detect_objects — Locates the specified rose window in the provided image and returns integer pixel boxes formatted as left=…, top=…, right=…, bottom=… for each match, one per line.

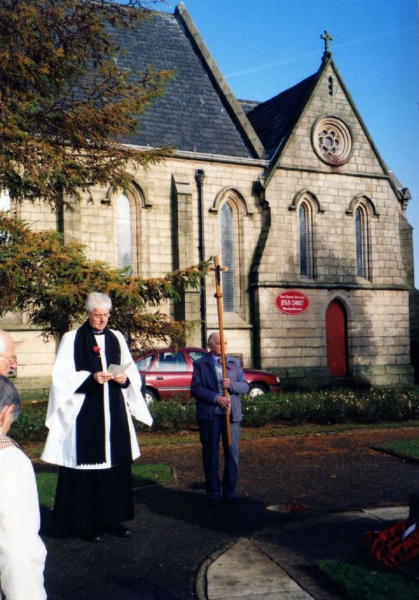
left=312, top=117, right=353, bottom=165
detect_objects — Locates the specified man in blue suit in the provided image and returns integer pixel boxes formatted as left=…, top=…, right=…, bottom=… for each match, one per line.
left=190, top=332, right=249, bottom=505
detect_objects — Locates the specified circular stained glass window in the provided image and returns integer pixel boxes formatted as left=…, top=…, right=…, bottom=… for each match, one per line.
left=312, top=117, right=353, bottom=165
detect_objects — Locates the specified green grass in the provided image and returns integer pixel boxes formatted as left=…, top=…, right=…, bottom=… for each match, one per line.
left=318, top=559, right=419, bottom=600
left=20, top=420, right=419, bottom=457
left=18, top=389, right=49, bottom=404
left=36, top=472, right=60, bottom=508
left=379, top=439, right=419, bottom=460
left=132, top=463, right=173, bottom=487
left=36, top=464, right=173, bottom=508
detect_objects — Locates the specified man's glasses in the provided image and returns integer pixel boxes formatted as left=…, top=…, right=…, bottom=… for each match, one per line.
left=0, top=354, right=17, bottom=365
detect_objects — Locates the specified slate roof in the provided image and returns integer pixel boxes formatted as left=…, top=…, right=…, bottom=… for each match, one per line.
left=243, top=73, right=319, bottom=159
left=111, top=11, right=257, bottom=158
left=238, top=99, right=261, bottom=115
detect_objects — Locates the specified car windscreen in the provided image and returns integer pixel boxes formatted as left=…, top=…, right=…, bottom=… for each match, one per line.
left=186, top=350, right=206, bottom=363
left=155, top=351, right=187, bottom=371
left=135, top=354, right=154, bottom=371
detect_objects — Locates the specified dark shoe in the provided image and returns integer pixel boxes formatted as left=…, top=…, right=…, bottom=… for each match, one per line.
left=81, top=532, right=102, bottom=543
left=105, top=523, right=131, bottom=537
left=206, top=497, right=222, bottom=508
left=223, top=496, right=240, bottom=506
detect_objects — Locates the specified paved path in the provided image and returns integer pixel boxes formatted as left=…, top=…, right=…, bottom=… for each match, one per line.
left=199, top=506, right=410, bottom=600
left=38, top=428, right=419, bottom=599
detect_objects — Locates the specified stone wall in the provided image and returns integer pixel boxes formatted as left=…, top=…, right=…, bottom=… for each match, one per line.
left=3, top=61, right=415, bottom=387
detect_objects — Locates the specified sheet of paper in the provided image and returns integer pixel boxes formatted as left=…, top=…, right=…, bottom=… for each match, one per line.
left=107, top=362, right=132, bottom=376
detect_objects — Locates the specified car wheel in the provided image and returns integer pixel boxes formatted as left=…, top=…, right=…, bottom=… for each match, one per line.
left=247, top=383, right=268, bottom=399
left=145, top=388, right=157, bottom=405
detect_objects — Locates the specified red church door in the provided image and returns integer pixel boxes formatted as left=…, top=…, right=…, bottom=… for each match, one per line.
left=326, top=300, right=347, bottom=377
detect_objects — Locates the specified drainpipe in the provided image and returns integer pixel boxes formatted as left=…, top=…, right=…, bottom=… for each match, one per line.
left=195, top=169, right=207, bottom=348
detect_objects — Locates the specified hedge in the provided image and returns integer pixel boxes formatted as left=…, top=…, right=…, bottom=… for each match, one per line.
left=9, top=386, right=419, bottom=443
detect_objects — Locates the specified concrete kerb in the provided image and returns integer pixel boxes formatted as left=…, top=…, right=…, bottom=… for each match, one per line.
left=194, top=506, right=412, bottom=600
left=195, top=536, right=316, bottom=600
left=195, top=540, right=238, bottom=600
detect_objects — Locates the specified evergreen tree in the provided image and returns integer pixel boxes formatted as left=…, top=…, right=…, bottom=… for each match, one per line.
left=0, top=0, right=171, bottom=210
left=0, top=214, right=207, bottom=346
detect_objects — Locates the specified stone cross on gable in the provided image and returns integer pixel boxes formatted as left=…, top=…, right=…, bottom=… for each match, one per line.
left=321, top=30, right=333, bottom=56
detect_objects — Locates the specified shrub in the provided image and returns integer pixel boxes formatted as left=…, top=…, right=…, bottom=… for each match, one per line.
left=141, top=400, right=196, bottom=431
left=8, top=386, right=419, bottom=442
left=10, top=403, right=48, bottom=444
left=241, top=387, right=419, bottom=427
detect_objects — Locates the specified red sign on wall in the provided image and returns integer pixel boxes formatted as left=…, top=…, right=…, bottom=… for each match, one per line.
left=275, top=291, right=310, bottom=315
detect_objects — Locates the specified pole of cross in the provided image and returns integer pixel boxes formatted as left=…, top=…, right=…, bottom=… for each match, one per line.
left=210, top=255, right=231, bottom=446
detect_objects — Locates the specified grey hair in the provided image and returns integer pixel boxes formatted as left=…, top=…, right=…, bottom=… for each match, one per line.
left=85, top=292, right=112, bottom=313
left=207, top=332, right=218, bottom=345
left=0, top=375, right=21, bottom=421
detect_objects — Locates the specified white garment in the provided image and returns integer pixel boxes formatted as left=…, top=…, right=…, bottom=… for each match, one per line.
left=0, top=446, right=47, bottom=600
left=41, top=328, right=152, bottom=469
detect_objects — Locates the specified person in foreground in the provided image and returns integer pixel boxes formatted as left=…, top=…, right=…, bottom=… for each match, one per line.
left=42, top=292, right=152, bottom=542
left=0, top=375, right=47, bottom=600
left=0, top=330, right=17, bottom=379
left=190, top=332, right=249, bottom=506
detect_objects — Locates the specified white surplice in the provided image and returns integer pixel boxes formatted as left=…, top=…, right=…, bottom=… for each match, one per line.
left=41, top=328, right=152, bottom=469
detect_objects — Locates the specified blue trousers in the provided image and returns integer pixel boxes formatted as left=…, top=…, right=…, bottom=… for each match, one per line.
left=198, top=415, right=240, bottom=499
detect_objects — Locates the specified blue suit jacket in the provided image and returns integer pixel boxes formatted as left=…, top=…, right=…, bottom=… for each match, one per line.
left=190, top=352, right=249, bottom=422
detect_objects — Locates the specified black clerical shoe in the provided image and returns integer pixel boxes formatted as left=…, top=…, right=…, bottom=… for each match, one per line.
left=105, top=523, right=131, bottom=537
left=206, top=497, right=222, bottom=508
left=223, top=496, right=240, bottom=507
left=80, top=532, right=102, bottom=543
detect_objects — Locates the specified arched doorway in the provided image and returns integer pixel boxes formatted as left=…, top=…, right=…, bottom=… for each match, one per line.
left=326, top=300, right=348, bottom=377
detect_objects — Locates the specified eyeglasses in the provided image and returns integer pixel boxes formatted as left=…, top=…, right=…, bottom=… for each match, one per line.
left=0, top=354, right=17, bottom=365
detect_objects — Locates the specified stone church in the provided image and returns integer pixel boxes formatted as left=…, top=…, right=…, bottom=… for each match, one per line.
left=3, top=2, right=417, bottom=388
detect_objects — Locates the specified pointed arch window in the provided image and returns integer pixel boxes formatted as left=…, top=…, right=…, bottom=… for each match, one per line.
left=0, top=190, right=11, bottom=212
left=221, top=203, right=235, bottom=312
left=299, top=201, right=314, bottom=278
left=116, top=193, right=133, bottom=269
left=355, top=205, right=370, bottom=279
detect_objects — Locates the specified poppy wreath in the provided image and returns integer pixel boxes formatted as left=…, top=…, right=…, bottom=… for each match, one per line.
left=364, top=520, right=419, bottom=567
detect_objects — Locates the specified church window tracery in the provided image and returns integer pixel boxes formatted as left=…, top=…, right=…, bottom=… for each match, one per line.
left=355, top=204, right=370, bottom=279
left=218, top=190, right=246, bottom=318
left=116, top=193, right=132, bottom=269
left=221, top=203, right=235, bottom=312
left=299, top=200, right=314, bottom=278
left=111, top=182, right=148, bottom=276
left=312, top=116, right=353, bottom=165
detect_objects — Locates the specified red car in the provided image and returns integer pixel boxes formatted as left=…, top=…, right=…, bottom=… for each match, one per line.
left=133, top=347, right=281, bottom=404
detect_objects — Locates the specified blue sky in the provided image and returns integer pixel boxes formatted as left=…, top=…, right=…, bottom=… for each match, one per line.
left=159, top=0, right=419, bottom=284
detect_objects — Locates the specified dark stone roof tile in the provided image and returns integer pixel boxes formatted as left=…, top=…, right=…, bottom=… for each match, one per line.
left=112, top=12, right=255, bottom=158
left=245, top=74, right=319, bottom=159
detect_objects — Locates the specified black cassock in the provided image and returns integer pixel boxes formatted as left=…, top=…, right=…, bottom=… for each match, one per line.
left=53, top=321, right=134, bottom=537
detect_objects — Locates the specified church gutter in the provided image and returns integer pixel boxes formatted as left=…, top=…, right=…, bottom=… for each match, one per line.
left=274, top=165, right=392, bottom=180
left=249, top=282, right=410, bottom=291
left=120, top=144, right=268, bottom=167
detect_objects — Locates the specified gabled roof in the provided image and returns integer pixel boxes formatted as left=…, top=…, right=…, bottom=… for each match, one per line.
left=243, top=73, right=319, bottom=159
left=250, top=54, right=410, bottom=201
left=112, top=4, right=264, bottom=159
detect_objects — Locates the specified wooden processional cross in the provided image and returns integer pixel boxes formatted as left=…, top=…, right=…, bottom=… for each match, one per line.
left=210, top=256, right=232, bottom=446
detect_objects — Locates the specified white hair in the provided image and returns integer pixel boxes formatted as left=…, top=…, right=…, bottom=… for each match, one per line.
left=207, top=332, right=219, bottom=345
left=85, top=292, right=112, bottom=313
